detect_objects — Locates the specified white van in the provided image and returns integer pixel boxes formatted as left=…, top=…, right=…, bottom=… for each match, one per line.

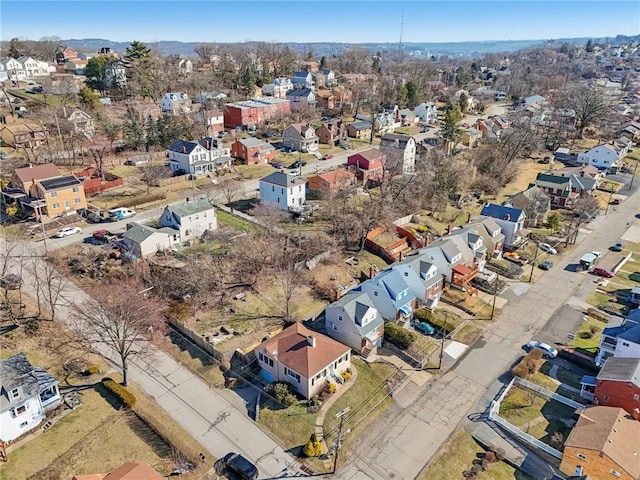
left=108, top=207, right=136, bottom=221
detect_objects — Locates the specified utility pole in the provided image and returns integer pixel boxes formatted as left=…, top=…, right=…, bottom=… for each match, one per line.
left=35, top=203, right=48, bottom=256
left=605, top=188, right=614, bottom=215
left=529, top=242, right=539, bottom=282
left=490, top=273, right=499, bottom=320
left=628, top=161, right=638, bottom=190
left=438, top=312, right=448, bottom=369
left=332, top=407, right=351, bottom=474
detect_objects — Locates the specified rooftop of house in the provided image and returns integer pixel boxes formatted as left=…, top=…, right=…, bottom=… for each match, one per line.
left=598, top=357, right=640, bottom=387
left=259, top=323, right=350, bottom=377
left=260, top=171, right=306, bottom=187
left=168, top=139, right=200, bottom=154
left=349, top=121, right=373, bottom=130
left=38, top=175, right=82, bottom=192
left=380, top=133, right=414, bottom=145
left=286, top=88, right=314, bottom=98
left=123, top=223, right=169, bottom=244
left=0, top=352, right=57, bottom=413
left=331, top=290, right=383, bottom=335
left=350, top=148, right=384, bottom=163
left=13, top=163, right=61, bottom=184
left=237, top=137, right=272, bottom=148
left=1, top=122, right=47, bottom=134
left=313, top=169, right=354, bottom=185
left=480, top=203, right=524, bottom=222
left=556, top=165, right=600, bottom=178
left=72, top=461, right=165, bottom=480
left=565, top=406, right=640, bottom=479
left=165, top=198, right=214, bottom=219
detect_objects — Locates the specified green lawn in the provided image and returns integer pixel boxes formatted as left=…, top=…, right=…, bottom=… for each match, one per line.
left=418, top=430, right=534, bottom=480
left=108, top=164, right=140, bottom=178
left=10, top=89, right=66, bottom=106
left=258, top=401, right=318, bottom=452
left=216, top=209, right=262, bottom=232
left=235, top=163, right=277, bottom=179
left=567, top=316, right=606, bottom=356
left=539, top=362, right=583, bottom=389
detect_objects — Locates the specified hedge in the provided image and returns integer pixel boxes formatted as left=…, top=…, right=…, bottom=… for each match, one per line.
left=118, top=192, right=166, bottom=208
left=102, top=378, right=137, bottom=408
left=384, top=322, right=416, bottom=349
left=413, top=309, right=455, bottom=335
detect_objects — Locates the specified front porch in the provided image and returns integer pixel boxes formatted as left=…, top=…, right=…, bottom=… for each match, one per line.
left=451, top=264, right=479, bottom=296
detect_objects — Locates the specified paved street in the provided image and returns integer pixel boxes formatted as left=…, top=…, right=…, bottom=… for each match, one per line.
left=336, top=182, right=640, bottom=480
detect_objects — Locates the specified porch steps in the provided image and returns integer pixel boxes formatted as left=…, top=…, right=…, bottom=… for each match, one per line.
left=361, top=346, right=373, bottom=359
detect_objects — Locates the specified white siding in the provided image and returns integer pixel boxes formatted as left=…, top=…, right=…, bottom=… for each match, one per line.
left=0, top=395, right=45, bottom=442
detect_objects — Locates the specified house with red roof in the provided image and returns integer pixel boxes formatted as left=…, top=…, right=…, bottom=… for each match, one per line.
left=255, top=323, right=351, bottom=399
left=307, top=169, right=355, bottom=194
left=347, top=149, right=386, bottom=186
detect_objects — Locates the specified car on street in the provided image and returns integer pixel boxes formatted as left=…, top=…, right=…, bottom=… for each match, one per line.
left=539, top=242, right=557, bottom=255
left=86, top=212, right=104, bottom=223
left=411, top=321, right=435, bottom=335
left=271, top=162, right=284, bottom=169
left=592, top=267, right=615, bottom=278
left=290, top=160, right=307, bottom=169
left=108, top=207, right=136, bottom=221
left=321, top=154, right=334, bottom=160
left=220, top=452, right=258, bottom=480
left=523, top=340, right=558, bottom=359
left=538, top=260, right=554, bottom=270
left=591, top=251, right=603, bottom=259
left=611, top=241, right=624, bottom=252
left=54, top=227, right=82, bottom=238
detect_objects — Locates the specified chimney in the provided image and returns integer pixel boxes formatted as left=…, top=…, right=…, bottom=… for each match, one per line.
left=369, top=266, right=376, bottom=279
left=504, top=214, right=510, bottom=221
left=186, top=197, right=191, bottom=203
left=334, top=288, right=342, bottom=301
left=447, top=224, right=452, bottom=235
left=182, top=146, right=186, bottom=153
left=307, top=336, right=316, bottom=348
left=205, top=140, right=210, bottom=149
left=467, top=212, right=472, bottom=224
left=633, top=408, right=640, bottom=421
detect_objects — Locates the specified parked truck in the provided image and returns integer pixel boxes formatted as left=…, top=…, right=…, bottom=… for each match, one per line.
left=579, top=253, right=598, bottom=271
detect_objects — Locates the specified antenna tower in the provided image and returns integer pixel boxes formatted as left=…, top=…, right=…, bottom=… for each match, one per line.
left=399, top=9, right=405, bottom=60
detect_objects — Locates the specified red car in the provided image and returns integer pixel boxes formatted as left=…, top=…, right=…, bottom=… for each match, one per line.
left=592, top=267, right=614, bottom=278
left=321, top=154, right=334, bottom=160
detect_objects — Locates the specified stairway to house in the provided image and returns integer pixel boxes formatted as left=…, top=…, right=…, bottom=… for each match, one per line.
left=461, top=278, right=479, bottom=296
left=361, top=346, right=373, bottom=359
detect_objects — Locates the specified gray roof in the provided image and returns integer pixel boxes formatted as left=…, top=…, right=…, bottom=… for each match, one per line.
left=349, top=121, right=372, bottom=130
left=598, top=357, right=640, bottom=387
left=260, top=171, right=306, bottom=187
left=0, top=353, right=57, bottom=412
left=168, top=139, right=199, bottom=154
left=332, top=290, right=383, bottom=336
left=165, top=198, right=214, bottom=219
left=38, top=175, right=81, bottom=191
left=286, top=88, right=313, bottom=98
left=123, top=223, right=164, bottom=244
left=238, top=137, right=268, bottom=148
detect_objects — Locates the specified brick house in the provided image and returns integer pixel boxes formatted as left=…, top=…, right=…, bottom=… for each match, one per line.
left=594, top=357, right=640, bottom=415
left=535, top=172, right=598, bottom=209
left=347, top=149, right=386, bottom=186
left=316, top=121, right=346, bottom=146
left=255, top=323, right=351, bottom=400
left=223, top=97, right=290, bottom=130
left=561, top=406, right=640, bottom=480
left=231, top=138, right=276, bottom=165
left=315, top=90, right=336, bottom=109
left=307, top=169, right=355, bottom=194
left=347, top=121, right=372, bottom=139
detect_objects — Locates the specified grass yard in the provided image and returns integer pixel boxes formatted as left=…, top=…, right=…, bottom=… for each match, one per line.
left=585, top=290, right=628, bottom=315
left=418, top=430, right=534, bottom=480
left=160, top=331, right=226, bottom=386
left=499, top=387, right=575, bottom=446
left=235, top=163, right=278, bottom=179
left=108, top=164, right=140, bottom=178
left=10, top=89, right=65, bottom=106
left=216, top=209, right=263, bottom=232
left=258, top=401, right=318, bottom=452
left=494, top=160, right=557, bottom=205
left=453, top=323, right=483, bottom=345
left=539, top=362, right=583, bottom=389
left=567, top=316, right=606, bottom=356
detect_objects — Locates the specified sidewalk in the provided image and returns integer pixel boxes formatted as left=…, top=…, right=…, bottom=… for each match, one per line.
left=314, top=365, right=359, bottom=470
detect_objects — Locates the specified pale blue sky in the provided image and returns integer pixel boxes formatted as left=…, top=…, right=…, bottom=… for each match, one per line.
left=2, top=1, right=639, bottom=43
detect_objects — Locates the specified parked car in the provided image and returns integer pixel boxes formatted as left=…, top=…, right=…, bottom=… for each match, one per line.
left=611, top=241, right=624, bottom=252
left=321, top=154, right=334, bottom=160
left=523, top=340, right=558, bottom=359
left=411, top=321, right=435, bottom=336
left=592, top=267, right=615, bottom=278
left=271, top=162, right=284, bottom=169
left=539, top=242, right=557, bottom=255
left=86, top=212, right=104, bottom=223
left=538, top=260, right=554, bottom=270
left=610, top=198, right=621, bottom=205
left=0, top=274, right=22, bottom=290
left=221, top=453, right=258, bottom=480
left=290, top=160, right=307, bottom=169
left=591, top=251, right=603, bottom=258
left=54, top=227, right=82, bottom=238
left=108, top=207, right=136, bottom=221
left=92, top=229, right=117, bottom=243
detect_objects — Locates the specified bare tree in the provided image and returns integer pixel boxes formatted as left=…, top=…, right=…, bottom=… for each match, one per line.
left=29, top=258, right=70, bottom=321
left=211, top=179, right=245, bottom=210
left=560, top=84, right=608, bottom=138
left=71, top=279, right=166, bottom=386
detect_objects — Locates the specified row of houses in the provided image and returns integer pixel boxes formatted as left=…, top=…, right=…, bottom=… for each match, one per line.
left=0, top=56, right=55, bottom=81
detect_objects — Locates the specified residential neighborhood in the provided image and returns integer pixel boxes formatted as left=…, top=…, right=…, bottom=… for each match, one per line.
left=1, top=12, right=640, bottom=480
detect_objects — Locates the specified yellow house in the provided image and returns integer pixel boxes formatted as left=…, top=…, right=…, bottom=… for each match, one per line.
left=31, top=175, right=87, bottom=217
left=461, top=128, right=482, bottom=148
left=0, top=123, right=49, bottom=148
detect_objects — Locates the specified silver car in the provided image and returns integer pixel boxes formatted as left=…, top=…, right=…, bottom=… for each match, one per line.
left=523, top=340, right=558, bottom=359
left=539, top=242, right=557, bottom=255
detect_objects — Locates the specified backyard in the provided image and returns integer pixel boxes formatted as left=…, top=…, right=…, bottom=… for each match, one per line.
left=567, top=315, right=607, bottom=357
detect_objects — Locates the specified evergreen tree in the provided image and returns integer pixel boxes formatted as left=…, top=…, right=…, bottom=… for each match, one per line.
left=8, top=38, right=22, bottom=58
left=406, top=81, right=420, bottom=108
left=84, top=56, right=109, bottom=92
left=441, top=102, right=462, bottom=154
left=319, top=56, right=327, bottom=70
left=458, top=92, right=468, bottom=113
left=586, top=39, right=594, bottom=53
left=78, top=86, right=101, bottom=110
left=125, top=40, right=151, bottom=61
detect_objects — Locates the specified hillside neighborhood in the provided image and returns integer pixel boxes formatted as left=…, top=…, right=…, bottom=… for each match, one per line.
left=1, top=30, right=640, bottom=480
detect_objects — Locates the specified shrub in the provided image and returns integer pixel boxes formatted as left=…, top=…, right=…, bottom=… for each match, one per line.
left=341, top=371, right=351, bottom=381
left=273, top=382, right=297, bottom=407
left=326, top=382, right=337, bottom=394
left=118, top=192, right=166, bottom=208
left=481, top=459, right=490, bottom=471
left=495, top=447, right=505, bottom=461
left=471, top=464, right=483, bottom=475
left=484, top=451, right=496, bottom=463
left=102, top=378, right=136, bottom=408
left=384, top=322, right=416, bottom=349
left=512, top=349, right=544, bottom=379
left=87, top=365, right=100, bottom=375
left=416, top=225, right=428, bottom=233
left=589, top=325, right=600, bottom=335
left=303, top=433, right=323, bottom=457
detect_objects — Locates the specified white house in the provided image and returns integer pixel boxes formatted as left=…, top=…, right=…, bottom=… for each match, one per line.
left=379, top=133, right=416, bottom=174
left=357, top=269, right=417, bottom=322
left=286, top=88, right=316, bottom=112
left=167, top=138, right=230, bottom=175
left=262, top=78, right=294, bottom=98
left=160, top=92, right=192, bottom=115
left=315, top=69, right=336, bottom=88
left=121, top=223, right=177, bottom=258
left=414, top=102, right=438, bottom=124
left=282, top=123, right=319, bottom=152
left=0, top=353, right=61, bottom=442
left=103, top=60, right=127, bottom=88
left=577, top=143, right=628, bottom=171
left=0, top=57, right=26, bottom=81
left=193, top=91, right=228, bottom=105
left=159, top=197, right=217, bottom=243
left=292, top=71, right=314, bottom=90
left=479, top=203, right=527, bottom=248
left=596, top=308, right=640, bottom=366
left=259, top=171, right=306, bottom=211
left=255, top=323, right=351, bottom=399
left=16, top=56, right=52, bottom=78
left=67, top=109, right=95, bottom=137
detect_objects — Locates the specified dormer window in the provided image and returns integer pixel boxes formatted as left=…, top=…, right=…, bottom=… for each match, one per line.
left=10, top=388, right=19, bottom=400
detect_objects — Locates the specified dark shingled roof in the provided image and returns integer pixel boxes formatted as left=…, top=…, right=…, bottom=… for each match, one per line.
left=38, top=175, right=81, bottom=191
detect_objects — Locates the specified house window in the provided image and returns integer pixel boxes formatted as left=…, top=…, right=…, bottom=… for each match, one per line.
left=50, top=191, right=57, bottom=198
left=322, top=369, right=327, bottom=377
left=74, top=197, right=81, bottom=204
left=52, top=202, right=60, bottom=209
left=10, top=388, right=19, bottom=400
left=19, top=421, right=28, bottom=428
left=64, top=200, right=70, bottom=208
left=404, top=272, right=408, bottom=277
left=258, top=353, right=264, bottom=362
left=268, top=357, right=273, bottom=367
left=374, top=291, right=378, bottom=296
left=577, top=453, right=587, bottom=460
left=611, top=471, right=621, bottom=478
left=603, top=395, right=609, bottom=402
left=285, top=368, right=300, bottom=383
left=72, top=186, right=79, bottom=192
left=332, top=324, right=338, bottom=332
left=622, top=342, right=630, bottom=347
left=11, top=405, right=26, bottom=417
left=633, top=394, right=639, bottom=401
left=272, top=186, right=274, bottom=192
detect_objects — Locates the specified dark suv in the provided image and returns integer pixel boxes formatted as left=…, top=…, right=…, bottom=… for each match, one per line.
left=222, top=452, right=258, bottom=480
